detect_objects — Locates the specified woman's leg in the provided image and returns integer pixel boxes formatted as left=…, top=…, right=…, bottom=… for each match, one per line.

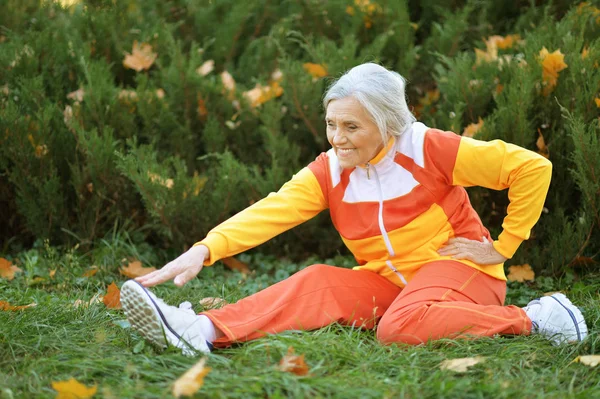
left=376, top=260, right=531, bottom=345
left=204, top=264, right=402, bottom=346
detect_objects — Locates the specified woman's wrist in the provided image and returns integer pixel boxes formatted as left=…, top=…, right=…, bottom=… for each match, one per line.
left=190, top=244, right=210, bottom=259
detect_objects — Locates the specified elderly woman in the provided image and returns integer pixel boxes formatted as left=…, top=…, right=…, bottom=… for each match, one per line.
left=120, top=63, right=587, bottom=355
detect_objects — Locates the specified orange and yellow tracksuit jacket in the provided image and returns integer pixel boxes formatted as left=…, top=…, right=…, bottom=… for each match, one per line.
left=195, top=122, right=552, bottom=287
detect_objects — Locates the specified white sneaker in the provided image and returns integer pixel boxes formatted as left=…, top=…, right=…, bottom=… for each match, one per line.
left=120, top=280, right=211, bottom=356
left=523, top=293, right=588, bottom=345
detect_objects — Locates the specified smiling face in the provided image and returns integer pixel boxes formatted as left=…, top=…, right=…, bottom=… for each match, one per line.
left=325, top=96, right=384, bottom=169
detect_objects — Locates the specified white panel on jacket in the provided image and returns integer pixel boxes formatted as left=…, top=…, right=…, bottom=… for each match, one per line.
left=342, top=162, right=419, bottom=203
left=398, top=122, right=429, bottom=168
left=326, top=148, right=342, bottom=187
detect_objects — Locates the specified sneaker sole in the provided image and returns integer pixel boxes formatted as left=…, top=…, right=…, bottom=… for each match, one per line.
left=549, top=293, right=588, bottom=343
left=121, top=280, right=190, bottom=352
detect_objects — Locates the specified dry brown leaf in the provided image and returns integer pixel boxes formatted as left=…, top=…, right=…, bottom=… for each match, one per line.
left=198, top=297, right=228, bottom=309
left=220, top=71, right=236, bottom=92
left=507, top=264, right=535, bottom=282
left=569, top=256, right=597, bottom=268
left=221, top=257, right=250, bottom=275
left=82, top=266, right=98, bottom=277
left=440, top=356, right=485, bottom=372
left=271, top=69, right=283, bottom=82
left=51, top=377, right=97, bottom=399
left=49, top=269, right=57, bottom=278
left=197, top=94, right=208, bottom=118
left=172, top=357, right=211, bottom=398
left=103, top=282, right=121, bottom=309
left=120, top=260, right=157, bottom=278
left=0, top=257, right=22, bottom=281
left=536, top=130, right=549, bottom=159
left=63, top=105, right=74, bottom=129
left=0, top=301, right=37, bottom=311
left=147, top=172, right=174, bottom=190
left=277, top=347, right=309, bottom=376
left=118, top=89, right=138, bottom=102
left=574, top=355, right=600, bottom=367
left=123, top=41, right=157, bottom=72
left=73, top=293, right=103, bottom=309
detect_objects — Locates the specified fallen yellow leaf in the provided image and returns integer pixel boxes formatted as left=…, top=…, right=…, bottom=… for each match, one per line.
left=191, top=172, right=208, bottom=196
left=440, top=356, right=485, bottom=372
left=462, top=117, right=484, bottom=138
left=51, top=377, right=97, bottom=399
left=172, top=357, right=211, bottom=398
left=574, top=355, right=600, bottom=367
left=120, top=260, right=157, bottom=278
left=582, top=46, right=589, bottom=60
left=302, top=63, right=328, bottom=79
left=196, top=60, right=214, bottom=76
left=507, top=264, right=535, bottom=282
left=82, top=266, right=98, bottom=277
left=0, top=257, right=22, bottom=281
left=539, top=47, right=568, bottom=95
left=0, top=301, right=37, bottom=311
left=103, top=282, right=121, bottom=309
left=67, top=88, right=85, bottom=102
left=220, top=71, right=236, bottom=93
left=243, top=81, right=283, bottom=108
left=123, top=41, right=157, bottom=72
left=278, top=347, right=309, bottom=376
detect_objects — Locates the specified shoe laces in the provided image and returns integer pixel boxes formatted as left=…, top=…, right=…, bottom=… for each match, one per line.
left=178, top=301, right=195, bottom=314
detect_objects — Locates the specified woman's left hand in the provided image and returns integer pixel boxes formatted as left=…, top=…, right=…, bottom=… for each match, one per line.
left=437, top=236, right=508, bottom=265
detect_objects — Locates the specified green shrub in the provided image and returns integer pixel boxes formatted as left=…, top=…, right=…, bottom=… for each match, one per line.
left=1, top=0, right=599, bottom=276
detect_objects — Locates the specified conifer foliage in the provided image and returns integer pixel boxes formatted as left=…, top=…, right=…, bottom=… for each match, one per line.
left=1, top=0, right=599, bottom=274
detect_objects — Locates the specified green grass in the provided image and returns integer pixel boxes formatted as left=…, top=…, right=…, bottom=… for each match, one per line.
left=1, top=241, right=599, bottom=398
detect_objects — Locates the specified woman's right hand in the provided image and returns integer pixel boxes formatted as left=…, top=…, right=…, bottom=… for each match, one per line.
left=135, top=245, right=209, bottom=288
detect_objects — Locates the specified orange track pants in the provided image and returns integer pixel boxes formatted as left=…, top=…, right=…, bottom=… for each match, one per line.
left=204, top=260, right=532, bottom=346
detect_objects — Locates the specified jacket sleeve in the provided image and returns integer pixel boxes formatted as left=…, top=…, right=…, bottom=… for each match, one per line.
left=451, top=136, right=552, bottom=259
left=193, top=167, right=328, bottom=265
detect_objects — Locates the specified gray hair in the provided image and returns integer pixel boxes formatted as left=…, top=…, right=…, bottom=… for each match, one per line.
left=323, top=63, right=416, bottom=143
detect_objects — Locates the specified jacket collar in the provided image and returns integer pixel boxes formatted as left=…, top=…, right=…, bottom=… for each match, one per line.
left=359, top=137, right=396, bottom=168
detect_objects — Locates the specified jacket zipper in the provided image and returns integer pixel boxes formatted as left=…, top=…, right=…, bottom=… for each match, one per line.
left=370, top=165, right=408, bottom=286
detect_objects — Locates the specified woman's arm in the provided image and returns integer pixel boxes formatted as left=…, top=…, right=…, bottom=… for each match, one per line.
left=196, top=166, right=327, bottom=265
left=450, top=136, right=552, bottom=259
left=137, top=167, right=328, bottom=287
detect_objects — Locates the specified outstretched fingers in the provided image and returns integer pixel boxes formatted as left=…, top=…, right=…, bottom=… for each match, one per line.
left=136, top=264, right=176, bottom=287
